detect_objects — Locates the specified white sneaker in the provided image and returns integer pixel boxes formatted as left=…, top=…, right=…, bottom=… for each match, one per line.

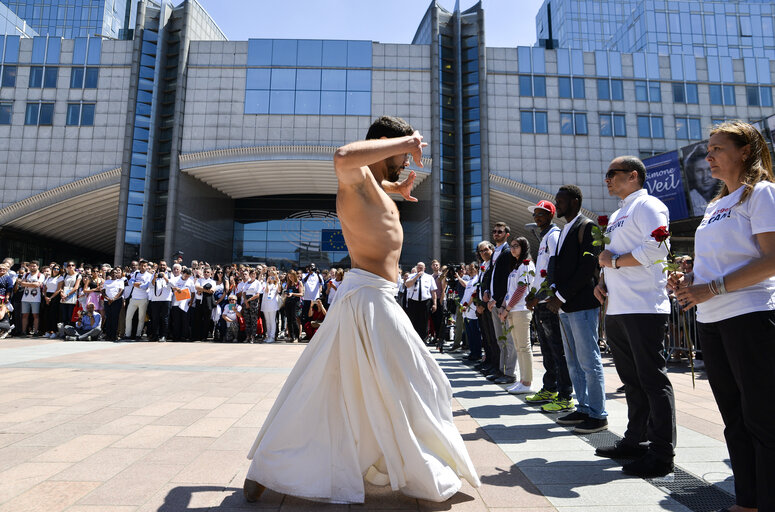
left=507, top=382, right=533, bottom=394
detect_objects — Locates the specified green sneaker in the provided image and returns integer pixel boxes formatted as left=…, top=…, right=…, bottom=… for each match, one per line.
left=525, top=389, right=558, bottom=404
left=541, top=397, right=575, bottom=413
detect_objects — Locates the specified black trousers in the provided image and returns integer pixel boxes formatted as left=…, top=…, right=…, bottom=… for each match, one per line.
left=431, top=302, right=446, bottom=340
left=606, top=313, right=675, bottom=461
left=193, top=302, right=212, bottom=341
left=478, top=306, right=500, bottom=369
left=170, top=306, right=189, bottom=341
left=699, top=310, right=775, bottom=510
left=149, top=301, right=171, bottom=339
left=534, top=302, right=573, bottom=398
left=407, top=299, right=431, bottom=340
left=103, top=299, right=123, bottom=340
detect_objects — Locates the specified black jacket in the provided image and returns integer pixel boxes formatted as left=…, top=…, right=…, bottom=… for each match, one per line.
left=491, top=244, right=517, bottom=306
left=549, top=215, right=600, bottom=313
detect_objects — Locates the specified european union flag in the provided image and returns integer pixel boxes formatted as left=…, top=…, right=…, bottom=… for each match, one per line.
left=321, top=229, right=347, bottom=252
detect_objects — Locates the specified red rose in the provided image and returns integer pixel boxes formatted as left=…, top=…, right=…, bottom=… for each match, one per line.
left=522, top=259, right=530, bottom=265
left=540, top=269, right=547, bottom=278
left=598, top=215, right=609, bottom=227
left=651, top=226, right=670, bottom=242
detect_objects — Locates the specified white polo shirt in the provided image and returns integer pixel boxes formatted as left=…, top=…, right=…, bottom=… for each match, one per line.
left=604, top=189, right=671, bottom=315
left=406, top=272, right=437, bottom=301
left=301, top=272, right=322, bottom=301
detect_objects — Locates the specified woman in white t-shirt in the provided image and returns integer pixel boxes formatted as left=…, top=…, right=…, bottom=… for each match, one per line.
left=459, top=262, right=482, bottom=362
left=326, top=269, right=344, bottom=307
left=670, top=121, right=775, bottom=512
left=42, top=265, right=63, bottom=338
left=221, top=295, right=242, bottom=343
left=102, top=268, right=125, bottom=341
left=58, top=262, right=82, bottom=327
left=262, top=272, right=282, bottom=343
left=498, top=237, right=535, bottom=395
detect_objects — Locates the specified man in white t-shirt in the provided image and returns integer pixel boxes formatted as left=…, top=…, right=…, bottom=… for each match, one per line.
left=593, top=156, right=675, bottom=478
left=19, top=260, right=45, bottom=336
left=124, top=259, right=153, bottom=340
left=300, top=263, right=322, bottom=337
left=148, top=260, right=173, bottom=343
left=170, top=266, right=194, bottom=341
left=404, top=261, right=437, bottom=341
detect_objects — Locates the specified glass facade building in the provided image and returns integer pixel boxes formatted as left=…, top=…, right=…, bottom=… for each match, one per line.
left=2, top=0, right=135, bottom=39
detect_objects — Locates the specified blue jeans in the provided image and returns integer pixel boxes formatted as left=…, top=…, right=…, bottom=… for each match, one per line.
left=464, top=317, right=482, bottom=360
left=558, top=307, right=607, bottom=419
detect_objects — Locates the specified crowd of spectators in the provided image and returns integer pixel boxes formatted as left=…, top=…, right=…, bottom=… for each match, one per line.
left=0, top=256, right=341, bottom=344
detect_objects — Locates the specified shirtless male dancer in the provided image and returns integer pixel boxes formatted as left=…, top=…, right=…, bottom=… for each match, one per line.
left=243, top=116, right=479, bottom=504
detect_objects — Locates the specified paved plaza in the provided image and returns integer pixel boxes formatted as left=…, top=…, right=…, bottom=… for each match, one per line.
left=0, top=338, right=734, bottom=512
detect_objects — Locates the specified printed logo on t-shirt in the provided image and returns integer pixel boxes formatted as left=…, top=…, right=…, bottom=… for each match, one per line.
left=605, top=215, right=629, bottom=235
left=700, top=206, right=732, bottom=228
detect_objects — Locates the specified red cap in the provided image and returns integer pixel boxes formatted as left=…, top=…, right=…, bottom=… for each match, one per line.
left=528, top=200, right=556, bottom=217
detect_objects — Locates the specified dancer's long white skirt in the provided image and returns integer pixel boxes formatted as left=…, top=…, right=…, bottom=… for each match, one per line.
left=246, top=268, right=480, bottom=504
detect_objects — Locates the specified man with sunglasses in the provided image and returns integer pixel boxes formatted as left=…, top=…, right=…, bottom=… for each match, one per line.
left=593, top=156, right=675, bottom=478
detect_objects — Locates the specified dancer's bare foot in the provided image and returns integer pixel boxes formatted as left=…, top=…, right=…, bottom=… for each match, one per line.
left=243, top=478, right=266, bottom=502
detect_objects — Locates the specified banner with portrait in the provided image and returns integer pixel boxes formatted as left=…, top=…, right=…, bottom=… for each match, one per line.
left=680, top=141, right=721, bottom=218
left=643, top=151, right=689, bottom=221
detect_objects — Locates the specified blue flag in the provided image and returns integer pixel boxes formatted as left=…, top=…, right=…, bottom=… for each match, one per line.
left=321, top=229, right=347, bottom=252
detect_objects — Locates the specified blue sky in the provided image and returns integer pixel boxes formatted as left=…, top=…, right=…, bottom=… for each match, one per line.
left=196, top=0, right=544, bottom=47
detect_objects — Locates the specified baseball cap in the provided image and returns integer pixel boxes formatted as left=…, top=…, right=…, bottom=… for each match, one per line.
left=528, top=200, right=556, bottom=216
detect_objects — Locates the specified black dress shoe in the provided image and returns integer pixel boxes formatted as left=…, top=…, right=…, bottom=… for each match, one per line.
left=595, top=440, right=648, bottom=459
left=622, top=452, right=674, bottom=478
left=486, top=371, right=504, bottom=381
left=494, top=375, right=517, bottom=384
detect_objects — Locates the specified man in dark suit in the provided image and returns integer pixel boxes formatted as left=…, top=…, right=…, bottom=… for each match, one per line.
left=485, top=222, right=518, bottom=384
left=475, top=242, right=500, bottom=379
left=545, top=185, right=609, bottom=434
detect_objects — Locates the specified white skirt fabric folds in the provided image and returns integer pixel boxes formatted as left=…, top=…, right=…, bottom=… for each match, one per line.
left=246, top=268, right=480, bottom=503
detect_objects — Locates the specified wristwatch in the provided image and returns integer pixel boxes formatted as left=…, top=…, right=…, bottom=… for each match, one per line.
left=611, top=254, right=620, bottom=269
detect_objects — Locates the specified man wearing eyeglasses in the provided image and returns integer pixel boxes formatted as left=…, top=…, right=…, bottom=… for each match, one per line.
left=484, top=222, right=518, bottom=384
left=592, top=156, right=675, bottom=478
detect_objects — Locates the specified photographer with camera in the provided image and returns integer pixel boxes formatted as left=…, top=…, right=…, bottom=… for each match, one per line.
left=123, top=259, right=153, bottom=341
left=300, top=263, right=323, bottom=339
left=148, top=260, right=173, bottom=342
left=304, top=298, right=327, bottom=339
left=429, top=260, right=448, bottom=351
left=449, top=263, right=469, bottom=352
left=61, top=302, right=102, bottom=341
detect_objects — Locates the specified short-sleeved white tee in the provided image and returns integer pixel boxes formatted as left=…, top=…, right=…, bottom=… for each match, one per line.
left=21, top=272, right=45, bottom=302
left=222, top=303, right=241, bottom=322
left=695, top=182, right=775, bottom=323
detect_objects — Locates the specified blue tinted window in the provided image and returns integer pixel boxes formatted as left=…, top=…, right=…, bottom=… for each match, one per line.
left=29, top=66, right=43, bottom=87
left=535, top=111, right=548, bottom=133
left=43, top=67, right=57, bottom=88
left=127, top=204, right=143, bottom=218
left=270, top=68, right=296, bottom=90
left=247, top=39, right=272, bottom=65
left=70, top=67, right=84, bottom=88
left=125, top=217, right=142, bottom=231
left=24, top=103, right=39, bottom=125
left=269, top=90, right=295, bottom=114
left=676, top=117, right=688, bottom=139
left=649, top=82, right=661, bottom=102
left=560, top=112, right=573, bottom=134
left=637, top=115, right=651, bottom=137
left=130, top=165, right=145, bottom=178
left=84, top=67, right=98, bottom=88
left=45, top=38, right=60, bottom=64
left=245, top=90, right=269, bottom=114
left=4, top=36, right=19, bottom=63
left=322, top=40, right=347, bottom=66
left=597, top=79, right=610, bottom=100
left=688, top=118, right=701, bottom=139
left=572, top=77, right=585, bottom=98
left=762, top=87, right=773, bottom=107
left=746, top=86, right=760, bottom=106
left=575, top=113, right=588, bottom=135
left=346, top=91, right=370, bottom=115
left=520, top=111, right=533, bottom=133
left=0, top=103, right=10, bottom=124
left=635, top=81, right=648, bottom=101
left=246, top=68, right=271, bottom=89
left=81, top=103, right=94, bottom=126
left=558, top=77, right=571, bottom=98
left=600, top=114, right=612, bottom=136
left=651, top=117, right=664, bottom=138
left=125, top=231, right=141, bottom=245
left=710, top=84, right=723, bottom=104
left=1, top=66, right=16, bottom=87
left=321, top=69, right=346, bottom=90
left=295, top=68, right=321, bottom=90
left=723, top=85, right=735, bottom=105
left=272, top=40, right=297, bottom=65
left=86, top=37, right=101, bottom=65
left=295, top=90, right=320, bottom=114
left=613, top=114, right=626, bottom=136
left=66, top=103, right=80, bottom=125
left=347, top=41, right=372, bottom=67
left=611, top=80, right=623, bottom=100
left=533, top=76, right=546, bottom=96
left=39, top=103, right=53, bottom=125
left=686, top=83, right=698, bottom=103
left=519, top=75, right=532, bottom=96
left=347, top=69, right=370, bottom=91
left=297, top=40, right=322, bottom=66
left=32, top=37, right=46, bottom=64
left=321, top=91, right=346, bottom=114
left=673, top=83, right=685, bottom=103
